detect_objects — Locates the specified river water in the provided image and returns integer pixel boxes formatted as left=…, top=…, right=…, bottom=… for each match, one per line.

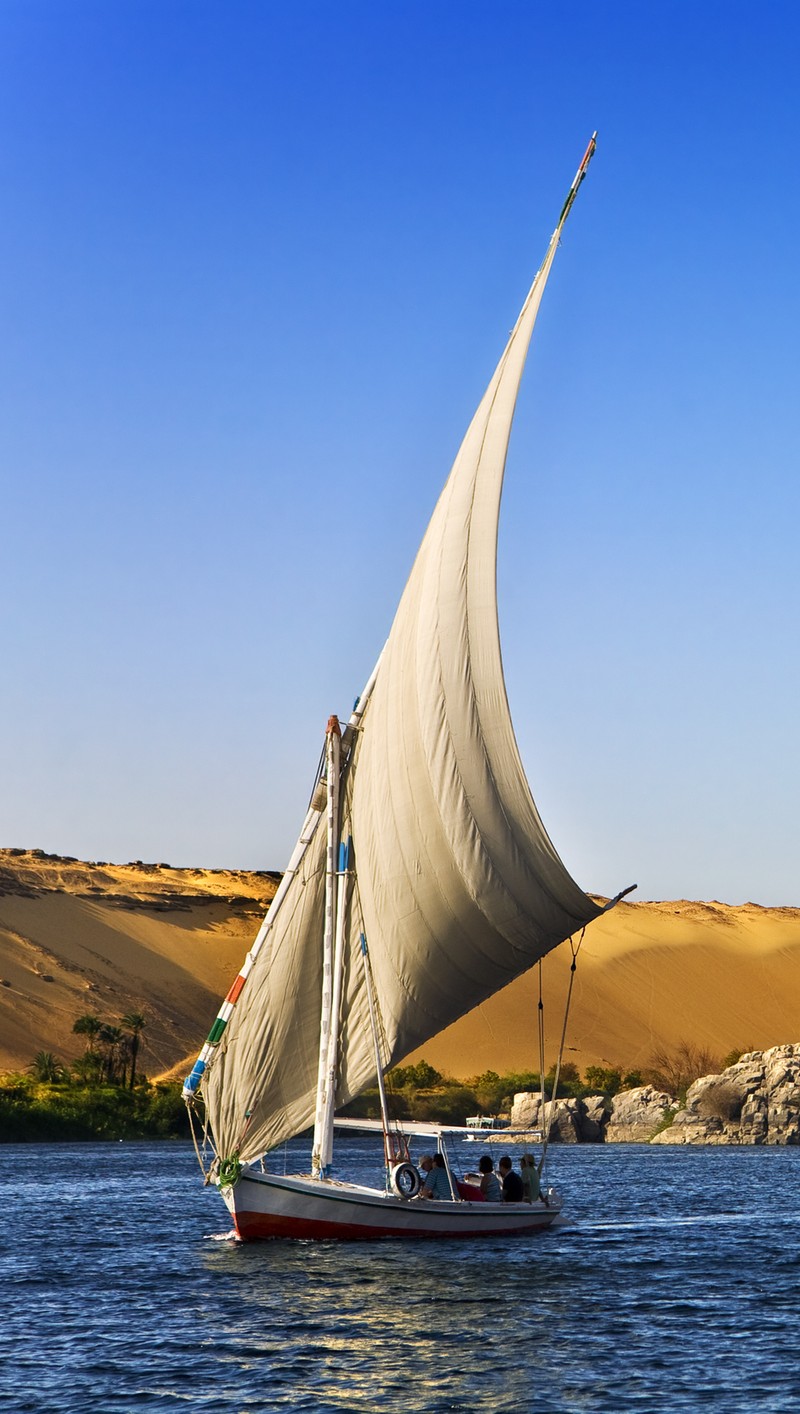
left=1, top=1139, right=798, bottom=1413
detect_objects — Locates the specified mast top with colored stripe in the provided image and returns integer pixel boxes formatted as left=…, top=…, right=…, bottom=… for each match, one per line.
left=557, top=131, right=597, bottom=229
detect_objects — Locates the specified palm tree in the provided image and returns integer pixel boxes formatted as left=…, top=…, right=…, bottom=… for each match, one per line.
left=72, top=1014, right=102, bottom=1053
left=98, top=1024, right=124, bottom=1084
left=71, top=1050, right=104, bottom=1085
left=120, top=1012, right=146, bottom=1090
left=28, top=1051, right=66, bottom=1083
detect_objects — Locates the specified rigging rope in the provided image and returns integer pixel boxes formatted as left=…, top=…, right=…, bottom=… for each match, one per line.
left=537, top=959, right=546, bottom=1142
left=306, top=738, right=328, bottom=810
left=217, top=1156, right=242, bottom=1188
left=355, top=892, right=412, bottom=1153
left=538, top=928, right=585, bottom=1178
left=187, top=1099, right=210, bottom=1179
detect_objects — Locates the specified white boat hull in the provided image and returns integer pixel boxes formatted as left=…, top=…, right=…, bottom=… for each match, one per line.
left=220, top=1167, right=561, bottom=1241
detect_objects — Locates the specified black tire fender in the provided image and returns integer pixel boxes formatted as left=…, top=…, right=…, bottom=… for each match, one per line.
left=390, top=1161, right=421, bottom=1198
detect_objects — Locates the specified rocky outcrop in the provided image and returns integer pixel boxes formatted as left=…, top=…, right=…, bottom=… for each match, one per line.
left=604, top=1085, right=675, bottom=1143
left=510, top=1087, right=674, bottom=1143
left=510, top=1092, right=609, bottom=1143
left=651, top=1045, right=800, bottom=1145
left=510, top=1049, right=800, bottom=1145
left=511, top=1092, right=575, bottom=1141
left=580, top=1094, right=608, bottom=1141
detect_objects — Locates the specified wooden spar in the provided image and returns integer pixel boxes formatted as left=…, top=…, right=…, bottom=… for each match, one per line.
left=557, top=130, right=597, bottom=229
left=600, top=883, right=637, bottom=913
left=311, top=716, right=341, bottom=1177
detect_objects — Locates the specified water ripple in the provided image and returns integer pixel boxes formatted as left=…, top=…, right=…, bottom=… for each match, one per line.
left=2, top=1141, right=800, bottom=1411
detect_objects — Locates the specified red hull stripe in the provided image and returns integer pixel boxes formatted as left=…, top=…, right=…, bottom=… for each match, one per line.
left=233, top=1208, right=554, bottom=1242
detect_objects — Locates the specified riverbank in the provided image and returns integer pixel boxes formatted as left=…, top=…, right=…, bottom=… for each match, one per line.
left=0, top=1078, right=189, bottom=1141
left=7, top=1045, right=799, bottom=1146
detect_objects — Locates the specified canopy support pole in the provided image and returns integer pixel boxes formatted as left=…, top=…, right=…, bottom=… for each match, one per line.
left=359, top=932, right=394, bottom=1163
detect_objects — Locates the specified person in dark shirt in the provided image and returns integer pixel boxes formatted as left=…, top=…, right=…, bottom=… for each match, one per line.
left=498, top=1155, right=524, bottom=1202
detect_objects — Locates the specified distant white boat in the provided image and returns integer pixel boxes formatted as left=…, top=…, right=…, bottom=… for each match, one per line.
left=464, top=1115, right=509, bottom=1136
left=183, top=133, right=633, bottom=1240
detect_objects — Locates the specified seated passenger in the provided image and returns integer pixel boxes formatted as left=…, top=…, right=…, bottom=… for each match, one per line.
left=420, top=1152, right=454, bottom=1200
left=477, top=1154, right=502, bottom=1202
left=498, top=1155, right=524, bottom=1202
left=520, top=1153, right=541, bottom=1203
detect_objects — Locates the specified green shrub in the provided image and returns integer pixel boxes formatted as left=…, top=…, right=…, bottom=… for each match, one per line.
left=584, top=1066, right=623, bottom=1096
left=0, top=1078, right=190, bottom=1142
left=649, top=1107, right=678, bottom=1139
left=387, top=1060, right=442, bottom=1090
left=407, top=1087, right=477, bottom=1124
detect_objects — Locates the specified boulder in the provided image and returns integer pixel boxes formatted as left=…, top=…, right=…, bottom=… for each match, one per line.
left=510, top=1093, right=582, bottom=1142
left=763, top=1047, right=800, bottom=1144
left=510, top=1047, right=800, bottom=1145
left=579, top=1094, right=609, bottom=1141
left=510, top=1091, right=541, bottom=1130
left=606, top=1085, right=674, bottom=1143
left=510, top=1092, right=609, bottom=1143
left=547, top=1098, right=583, bottom=1144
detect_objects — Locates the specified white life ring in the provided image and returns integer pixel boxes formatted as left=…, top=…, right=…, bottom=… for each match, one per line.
left=390, top=1162, right=421, bottom=1198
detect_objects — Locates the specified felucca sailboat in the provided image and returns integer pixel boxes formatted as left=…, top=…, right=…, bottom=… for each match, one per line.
left=184, top=134, right=631, bottom=1240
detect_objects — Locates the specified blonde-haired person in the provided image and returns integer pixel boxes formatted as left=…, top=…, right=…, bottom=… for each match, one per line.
left=520, top=1153, right=541, bottom=1203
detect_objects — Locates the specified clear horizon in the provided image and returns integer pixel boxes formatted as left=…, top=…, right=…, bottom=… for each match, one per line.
left=2, top=3, right=798, bottom=905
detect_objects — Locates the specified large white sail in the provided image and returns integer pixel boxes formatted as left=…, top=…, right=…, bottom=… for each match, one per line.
left=200, top=143, right=605, bottom=1163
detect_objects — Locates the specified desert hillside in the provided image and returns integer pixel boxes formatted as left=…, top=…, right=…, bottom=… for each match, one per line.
left=1, top=848, right=798, bottom=1079
left=0, top=849, right=278, bottom=1077
left=402, top=895, right=800, bottom=1077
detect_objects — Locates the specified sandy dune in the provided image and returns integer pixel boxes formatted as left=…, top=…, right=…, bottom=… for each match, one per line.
left=402, top=896, right=800, bottom=1078
left=1, top=849, right=798, bottom=1080
left=0, top=849, right=277, bottom=1077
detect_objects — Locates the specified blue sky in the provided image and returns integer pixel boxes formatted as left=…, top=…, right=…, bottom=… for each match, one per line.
left=1, top=2, right=798, bottom=904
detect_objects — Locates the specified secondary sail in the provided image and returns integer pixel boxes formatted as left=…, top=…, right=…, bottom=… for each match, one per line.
left=200, top=137, right=604, bottom=1163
